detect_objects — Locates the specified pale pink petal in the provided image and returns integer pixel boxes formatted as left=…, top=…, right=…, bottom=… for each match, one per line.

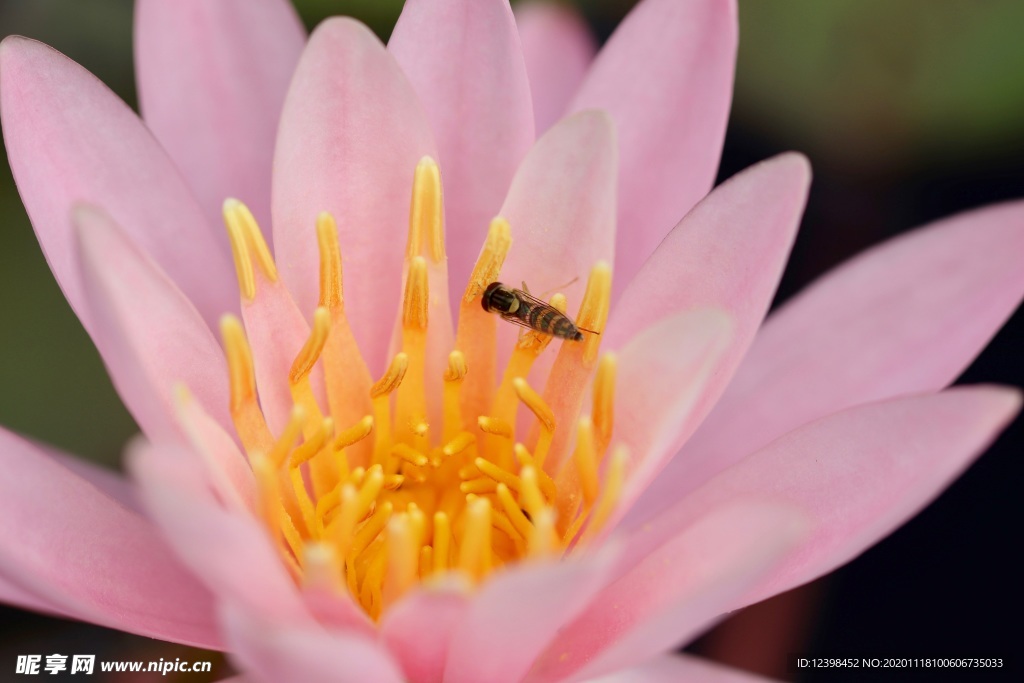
left=380, top=579, right=471, bottom=683
left=74, top=205, right=230, bottom=442
left=0, top=427, right=221, bottom=648
left=175, top=392, right=257, bottom=514
left=569, top=0, right=738, bottom=294
left=240, top=276, right=316, bottom=434
left=588, top=654, right=780, bottom=683
left=0, top=574, right=72, bottom=618
left=610, top=310, right=733, bottom=525
left=515, top=1, right=596, bottom=134
left=273, top=18, right=436, bottom=373
left=497, top=110, right=617, bottom=380
left=134, top=0, right=305, bottom=236
left=627, top=387, right=1021, bottom=611
left=0, top=37, right=236, bottom=330
left=608, top=154, right=809, bottom=522
left=222, top=602, right=406, bottom=683
left=390, top=0, right=534, bottom=299
left=43, top=445, right=141, bottom=513
left=128, top=441, right=311, bottom=625
left=672, top=200, right=1024, bottom=513
left=528, top=503, right=805, bottom=683
left=444, top=549, right=617, bottom=683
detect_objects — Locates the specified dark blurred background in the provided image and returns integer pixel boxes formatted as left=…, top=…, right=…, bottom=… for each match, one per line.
left=1, top=1, right=1021, bottom=681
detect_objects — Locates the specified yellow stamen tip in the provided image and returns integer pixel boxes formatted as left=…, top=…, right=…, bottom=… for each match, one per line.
left=220, top=315, right=255, bottom=408
left=316, top=212, right=344, bottom=310
left=402, top=257, right=429, bottom=330
left=224, top=198, right=277, bottom=299
left=464, top=216, right=512, bottom=302
left=512, top=377, right=555, bottom=431
left=578, top=262, right=613, bottom=362
left=408, top=156, right=445, bottom=263
left=478, top=415, right=513, bottom=438
left=371, top=353, right=409, bottom=398
left=444, top=350, right=467, bottom=382
left=289, top=307, right=331, bottom=384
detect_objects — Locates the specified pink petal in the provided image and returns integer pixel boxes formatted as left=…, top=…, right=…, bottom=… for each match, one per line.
left=134, top=0, right=305, bottom=236
left=608, top=154, right=810, bottom=522
left=629, top=387, right=1021, bottom=611
left=515, top=1, right=596, bottom=134
left=569, top=0, right=738, bottom=294
left=390, top=0, right=535, bottom=299
left=0, top=427, right=221, bottom=648
left=272, top=18, right=436, bottom=373
left=527, top=502, right=805, bottom=683
left=43, top=444, right=141, bottom=513
left=0, top=573, right=71, bottom=618
left=379, top=579, right=471, bottom=683
left=74, top=205, right=231, bottom=442
left=497, top=110, right=617, bottom=380
left=444, top=550, right=617, bottom=683
left=674, top=200, right=1024, bottom=513
left=128, top=441, right=311, bottom=625
left=610, top=310, right=733, bottom=524
left=0, top=37, right=236, bottom=330
left=588, top=654, right=780, bottom=683
left=240, top=276, right=316, bottom=434
left=222, top=602, right=406, bottom=683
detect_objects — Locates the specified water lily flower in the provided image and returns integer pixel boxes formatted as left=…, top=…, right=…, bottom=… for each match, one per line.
left=1, top=0, right=1021, bottom=682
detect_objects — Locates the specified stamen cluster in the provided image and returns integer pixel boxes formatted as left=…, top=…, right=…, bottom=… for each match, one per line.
left=217, top=158, right=623, bottom=620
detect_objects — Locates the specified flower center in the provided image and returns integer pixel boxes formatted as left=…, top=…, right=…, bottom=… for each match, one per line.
left=216, top=157, right=624, bottom=620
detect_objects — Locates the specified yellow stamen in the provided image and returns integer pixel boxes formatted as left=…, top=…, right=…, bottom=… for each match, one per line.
left=268, top=405, right=307, bottom=469
left=443, top=431, right=476, bottom=457
left=514, top=445, right=558, bottom=502
left=316, top=213, right=344, bottom=310
left=456, top=217, right=512, bottom=415
left=474, top=457, right=521, bottom=492
left=458, top=497, right=492, bottom=579
left=224, top=198, right=277, bottom=299
left=572, top=417, right=599, bottom=506
left=577, top=446, right=628, bottom=548
left=221, top=315, right=272, bottom=452
left=519, top=465, right=547, bottom=519
left=371, top=353, right=408, bottom=467
left=496, top=483, right=533, bottom=540
left=478, top=416, right=512, bottom=438
left=407, top=157, right=445, bottom=263
left=528, top=507, right=558, bottom=558
left=443, top=351, right=467, bottom=442
left=592, top=353, right=617, bottom=454
left=432, top=512, right=451, bottom=573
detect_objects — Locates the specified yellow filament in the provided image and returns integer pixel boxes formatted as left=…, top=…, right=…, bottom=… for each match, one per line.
left=514, top=445, right=557, bottom=502
left=268, top=405, right=307, bottom=469
left=463, top=217, right=512, bottom=303
left=577, top=446, right=628, bottom=548
left=443, top=351, right=467, bottom=442
left=496, top=483, right=533, bottom=540
left=474, top=457, right=521, bottom=492
left=384, top=514, right=419, bottom=607
left=392, top=443, right=429, bottom=468
left=316, top=213, right=344, bottom=310
left=371, top=353, right=408, bottom=466
left=289, top=307, right=331, bottom=387
left=223, top=199, right=277, bottom=299
left=334, top=415, right=374, bottom=450
left=220, top=315, right=272, bottom=452
left=592, top=353, right=617, bottom=452
left=433, top=512, right=451, bottom=573
left=576, top=262, right=612, bottom=363
left=519, top=465, right=546, bottom=519
left=350, top=501, right=393, bottom=560
left=443, top=431, right=476, bottom=457
left=513, top=377, right=555, bottom=430
left=408, top=157, right=445, bottom=263
left=458, top=497, right=492, bottom=579
left=402, top=257, right=429, bottom=330
left=478, top=416, right=512, bottom=438
left=572, top=417, right=599, bottom=506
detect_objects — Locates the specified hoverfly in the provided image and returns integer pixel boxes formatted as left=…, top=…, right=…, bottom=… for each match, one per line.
left=481, top=281, right=594, bottom=341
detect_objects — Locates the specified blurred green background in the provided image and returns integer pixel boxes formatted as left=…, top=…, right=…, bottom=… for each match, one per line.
left=1, top=1, right=1022, bottom=681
